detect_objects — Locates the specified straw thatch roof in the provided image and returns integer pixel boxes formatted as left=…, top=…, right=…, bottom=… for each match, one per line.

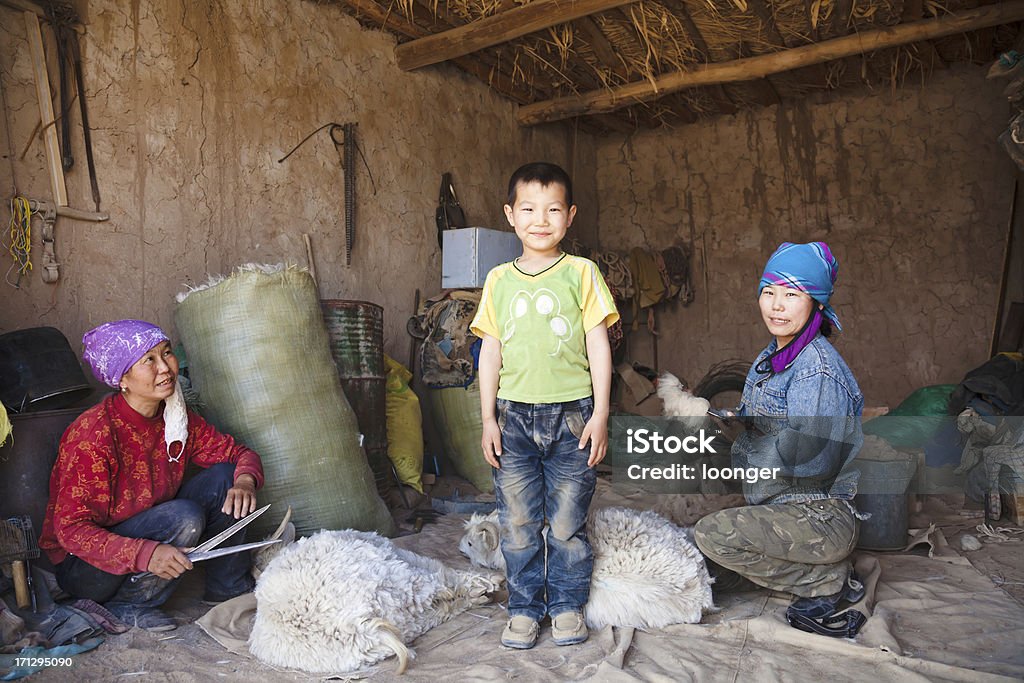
left=326, top=0, right=1023, bottom=131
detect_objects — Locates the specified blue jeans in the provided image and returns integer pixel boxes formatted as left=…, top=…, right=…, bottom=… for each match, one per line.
left=55, top=463, right=254, bottom=610
left=494, top=397, right=597, bottom=622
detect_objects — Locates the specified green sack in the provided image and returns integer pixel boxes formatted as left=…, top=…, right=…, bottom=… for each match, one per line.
left=887, top=385, right=957, bottom=417
left=863, top=384, right=957, bottom=449
left=174, top=265, right=395, bottom=538
left=427, top=379, right=493, bottom=493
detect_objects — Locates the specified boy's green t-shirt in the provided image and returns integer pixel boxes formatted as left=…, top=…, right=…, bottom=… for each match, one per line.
left=470, top=254, right=619, bottom=403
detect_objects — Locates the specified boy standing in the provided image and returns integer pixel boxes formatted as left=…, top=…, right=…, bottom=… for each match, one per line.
left=470, top=162, right=619, bottom=649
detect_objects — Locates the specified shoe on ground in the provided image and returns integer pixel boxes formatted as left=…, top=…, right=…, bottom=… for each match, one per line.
left=106, top=605, right=176, bottom=633
left=789, top=571, right=865, bottom=620
left=551, top=611, right=588, bottom=646
left=202, top=579, right=256, bottom=605
left=501, top=615, right=539, bottom=649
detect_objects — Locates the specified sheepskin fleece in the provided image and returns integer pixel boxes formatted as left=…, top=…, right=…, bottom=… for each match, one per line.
left=460, top=507, right=715, bottom=629
left=657, top=372, right=711, bottom=431
left=587, top=507, right=714, bottom=629
left=249, top=529, right=501, bottom=674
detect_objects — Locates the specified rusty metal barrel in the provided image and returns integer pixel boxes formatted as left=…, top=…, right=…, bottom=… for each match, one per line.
left=320, top=300, right=390, bottom=494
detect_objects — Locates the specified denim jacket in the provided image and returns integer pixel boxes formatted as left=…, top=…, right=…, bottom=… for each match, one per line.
left=732, top=334, right=864, bottom=505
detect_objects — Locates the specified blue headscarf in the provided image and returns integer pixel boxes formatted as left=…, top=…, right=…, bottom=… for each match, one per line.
left=758, top=241, right=842, bottom=332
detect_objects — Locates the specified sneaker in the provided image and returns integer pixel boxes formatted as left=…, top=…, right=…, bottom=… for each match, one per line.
left=551, top=611, right=588, bottom=646
left=501, top=615, right=539, bottom=649
left=106, top=605, right=177, bottom=633
left=789, top=571, right=865, bottom=620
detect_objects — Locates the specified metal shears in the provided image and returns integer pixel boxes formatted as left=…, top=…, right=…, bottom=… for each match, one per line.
left=130, top=503, right=279, bottom=582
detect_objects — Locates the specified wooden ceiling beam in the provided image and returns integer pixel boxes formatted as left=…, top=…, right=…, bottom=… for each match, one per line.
left=341, top=0, right=531, bottom=103
left=518, top=1, right=1024, bottom=125
left=395, top=0, right=638, bottom=71
left=404, top=0, right=554, bottom=100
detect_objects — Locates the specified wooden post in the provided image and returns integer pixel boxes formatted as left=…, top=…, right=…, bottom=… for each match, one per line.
left=24, top=11, right=68, bottom=207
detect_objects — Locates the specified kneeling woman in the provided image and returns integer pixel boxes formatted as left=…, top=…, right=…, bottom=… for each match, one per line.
left=39, top=320, right=264, bottom=632
left=695, top=242, right=864, bottom=619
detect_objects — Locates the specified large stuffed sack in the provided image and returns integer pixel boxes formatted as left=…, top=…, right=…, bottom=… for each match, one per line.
left=427, top=378, right=492, bottom=493
left=175, top=264, right=394, bottom=538
left=385, top=356, right=424, bottom=493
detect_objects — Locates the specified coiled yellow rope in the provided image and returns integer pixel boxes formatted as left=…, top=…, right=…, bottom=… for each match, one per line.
left=7, top=196, right=32, bottom=285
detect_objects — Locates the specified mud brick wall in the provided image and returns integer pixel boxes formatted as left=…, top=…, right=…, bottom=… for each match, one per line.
left=0, top=0, right=595, bottom=364
left=594, top=66, right=1014, bottom=407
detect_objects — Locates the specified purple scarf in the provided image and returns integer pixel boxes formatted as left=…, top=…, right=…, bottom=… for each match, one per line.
left=82, top=320, right=169, bottom=387
left=756, top=308, right=824, bottom=375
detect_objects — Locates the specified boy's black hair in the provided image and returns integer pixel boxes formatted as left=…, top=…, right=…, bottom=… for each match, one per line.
left=506, top=162, right=573, bottom=207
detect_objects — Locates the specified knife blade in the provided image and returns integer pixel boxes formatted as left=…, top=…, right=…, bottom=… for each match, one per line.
left=187, top=539, right=281, bottom=562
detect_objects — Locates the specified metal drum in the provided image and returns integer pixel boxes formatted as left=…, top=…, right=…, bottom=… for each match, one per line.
left=321, top=300, right=390, bottom=494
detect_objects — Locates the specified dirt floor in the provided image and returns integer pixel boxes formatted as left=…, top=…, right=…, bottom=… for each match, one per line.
left=12, top=478, right=1024, bottom=682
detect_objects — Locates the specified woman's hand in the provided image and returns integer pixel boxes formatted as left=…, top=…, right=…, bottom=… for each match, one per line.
left=148, top=544, right=193, bottom=580
left=581, top=412, right=609, bottom=467
left=481, top=417, right=502, bottom=470
left=222, top=473, right=258, bottom=519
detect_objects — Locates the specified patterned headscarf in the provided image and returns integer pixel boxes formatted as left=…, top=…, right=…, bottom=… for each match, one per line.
left=82, top=319, right=187, bottom=460
left=82, top=320, right=169, bottom=388
left=758, top=241, right=842, bottom=332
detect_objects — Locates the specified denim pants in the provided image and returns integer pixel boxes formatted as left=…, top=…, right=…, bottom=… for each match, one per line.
left=493, top=397, right=597, bottom=622
left=56, top=463, right=254, bottom=610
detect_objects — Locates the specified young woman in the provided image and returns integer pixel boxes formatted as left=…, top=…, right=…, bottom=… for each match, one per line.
left=694, top=242, right=865, bottom=620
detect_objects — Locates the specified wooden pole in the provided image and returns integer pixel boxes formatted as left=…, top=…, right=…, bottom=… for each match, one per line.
left=395, top=0, right=637, bottom=71
left=991, top=174, right=1019, bottom=357
left=517, top=1, right=1024, bottom=125
left=24, top=11, right=68, bottom=206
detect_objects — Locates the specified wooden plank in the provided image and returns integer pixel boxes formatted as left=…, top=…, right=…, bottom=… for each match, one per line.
left=395, top=0, right=638, bottom=71
left=23, top=11, right=67, bottom=207
left=518, top=1, right=1024, bottom=125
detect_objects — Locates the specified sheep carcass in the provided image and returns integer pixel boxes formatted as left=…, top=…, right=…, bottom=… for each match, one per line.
left=249, top=529, right=503, bottom=674
left=460, top=507, right=714, bottom=629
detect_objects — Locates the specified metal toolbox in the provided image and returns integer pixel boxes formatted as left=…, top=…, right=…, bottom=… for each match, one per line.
left=442, top=228, right=521, bottom=289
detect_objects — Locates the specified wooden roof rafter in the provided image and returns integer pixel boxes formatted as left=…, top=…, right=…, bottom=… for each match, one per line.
left=395, top=0, right=639, bottom=71
left=516, top=1, right=1024, bottom=125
